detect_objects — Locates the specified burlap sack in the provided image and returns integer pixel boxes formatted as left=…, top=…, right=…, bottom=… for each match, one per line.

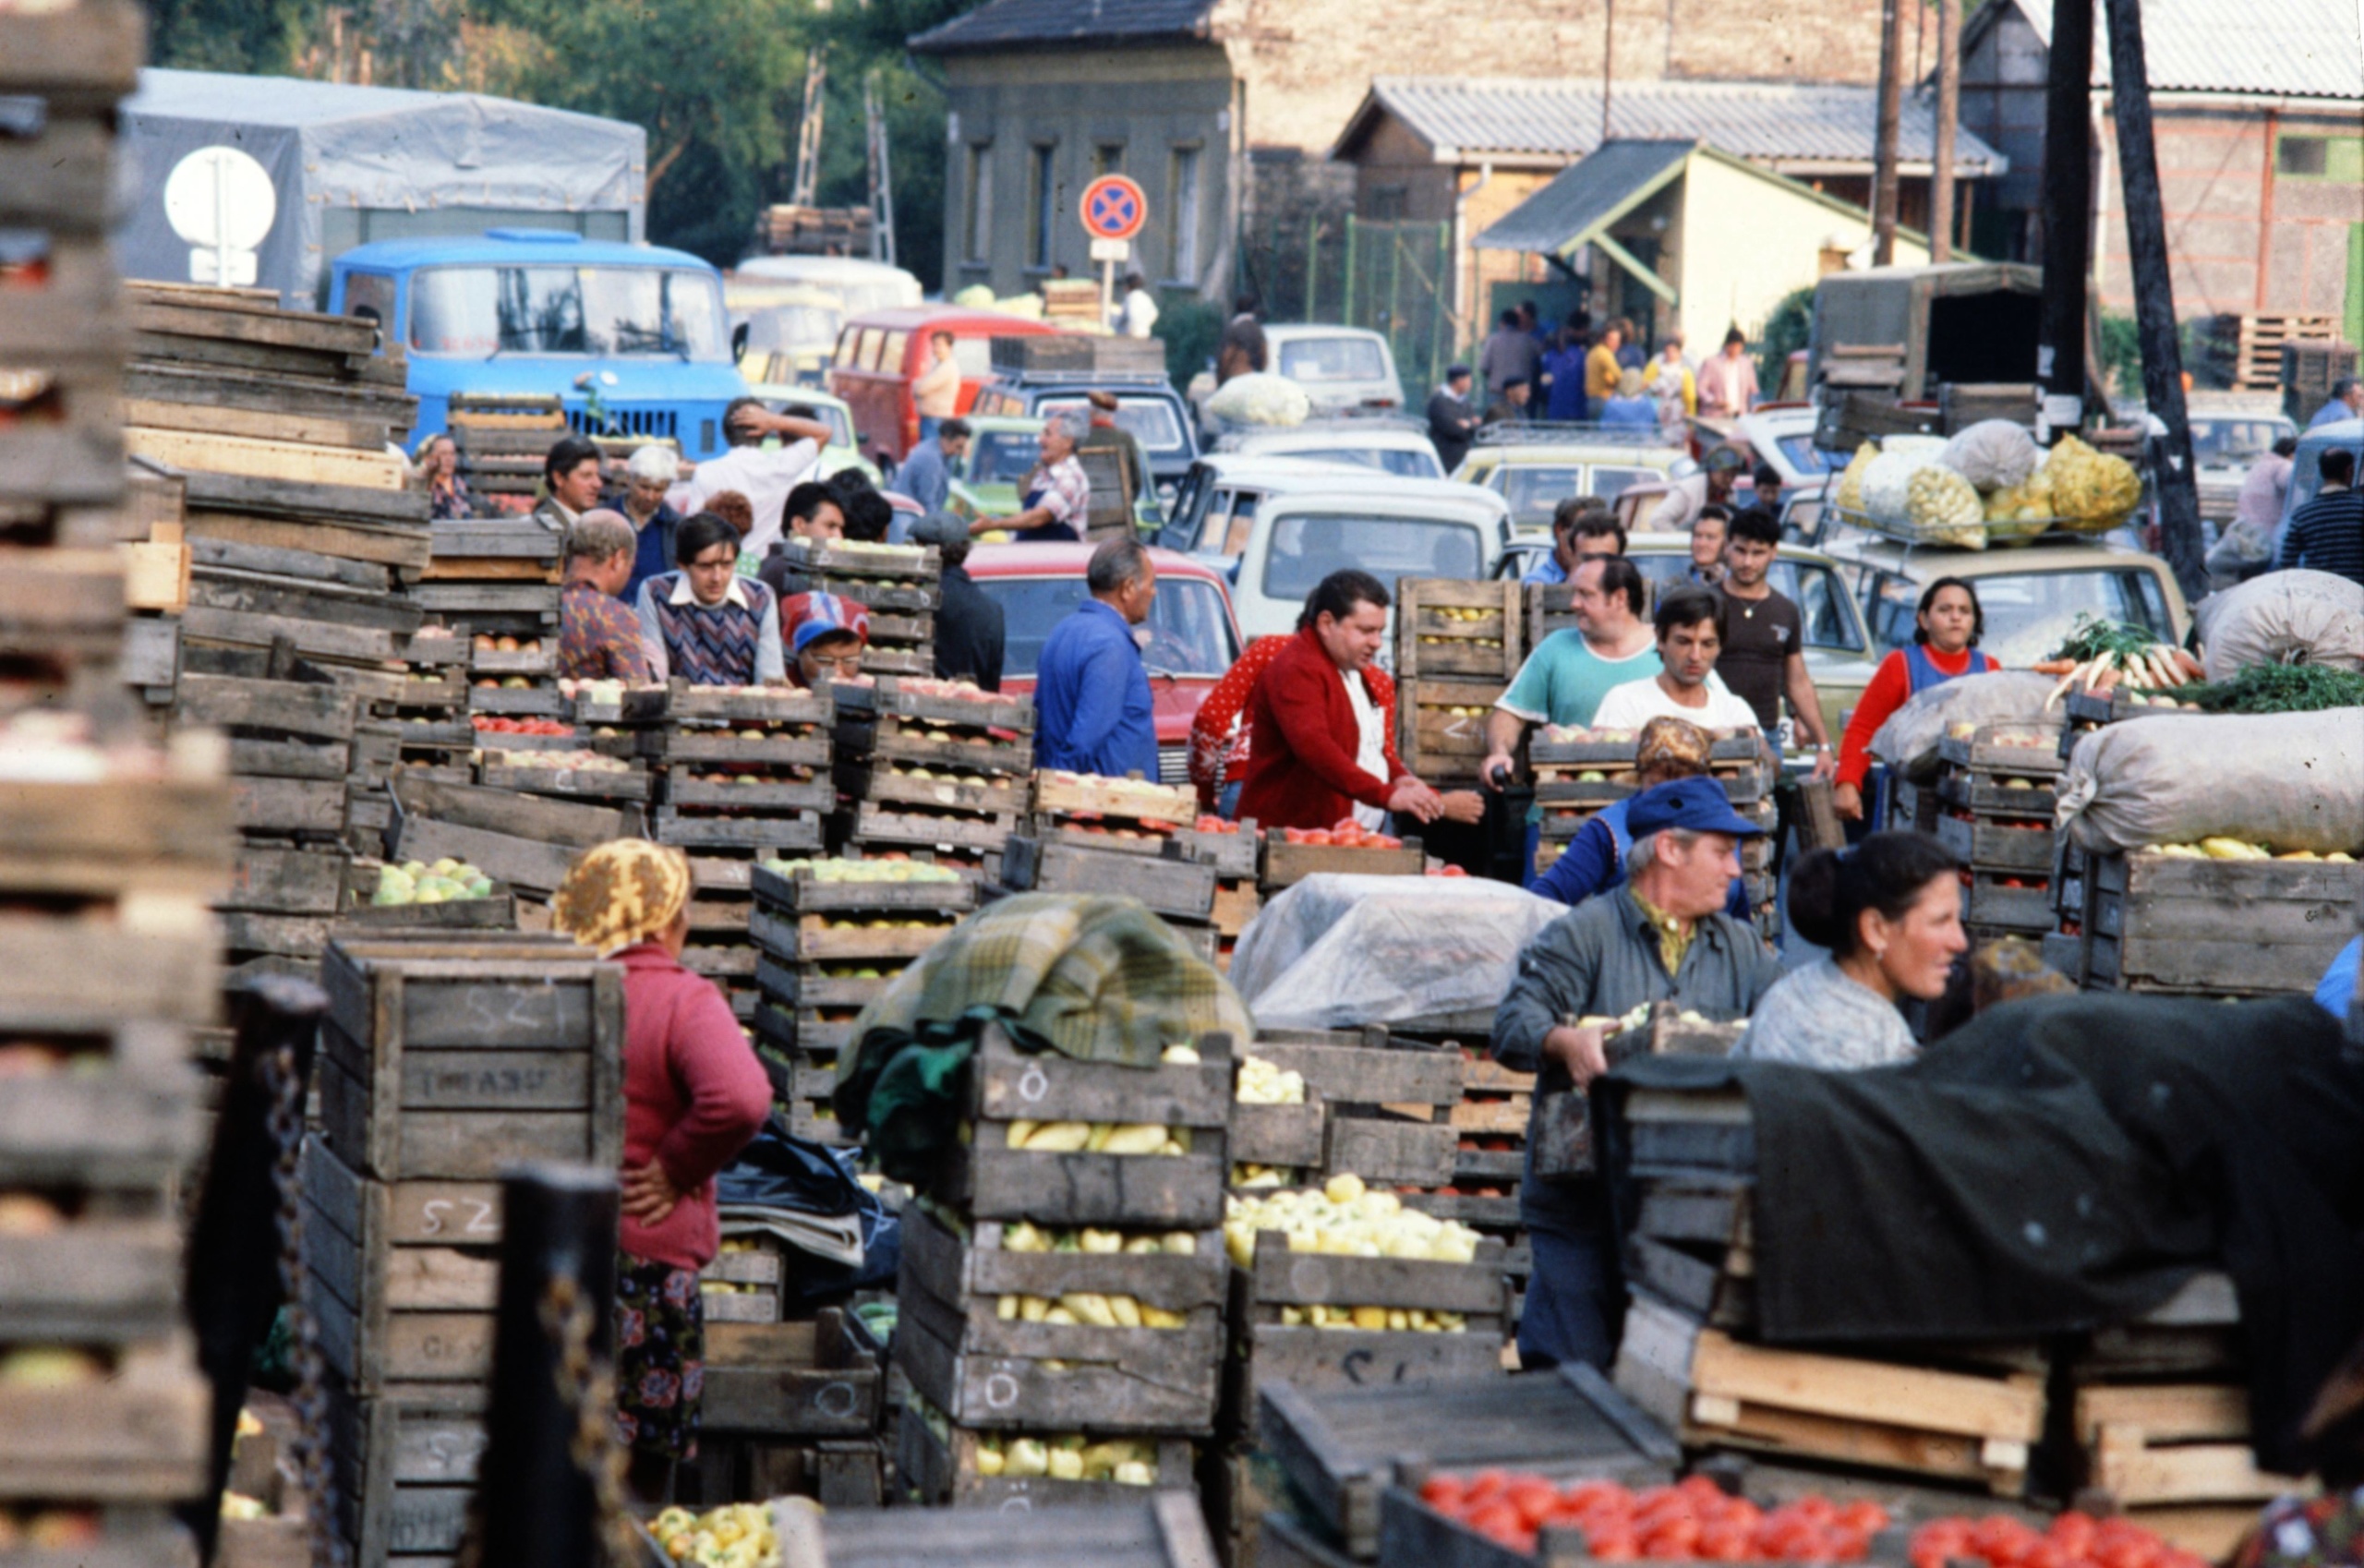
left=2055, top=709, right=2364, bottom=853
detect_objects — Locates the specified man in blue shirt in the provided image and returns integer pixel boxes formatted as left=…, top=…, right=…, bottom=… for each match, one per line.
left=1034, top=537, right=1159, bottom=779
left=2305, top=377, right=2360, bottom=428
left=891, top=417, right=969, bottom=525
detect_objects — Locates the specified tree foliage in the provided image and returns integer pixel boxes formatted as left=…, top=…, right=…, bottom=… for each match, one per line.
left=139, top=0, right=969, bottom=285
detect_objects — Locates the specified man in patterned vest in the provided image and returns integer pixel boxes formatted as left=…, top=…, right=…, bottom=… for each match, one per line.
left=633, top=513, right=786, bottom=686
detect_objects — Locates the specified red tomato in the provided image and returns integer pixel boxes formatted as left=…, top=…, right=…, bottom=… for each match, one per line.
left=1466, top=1503, right=1521, bottom=1542
left=1791, top=1496, right=1838, bottom=1526
left=1565, top=1480, right=1634, bottom=1513
left=1589, top=1530, right=1640, bottom=1562
left=1510, top=1483, right=1560, bottom=1530
left=1830, top=1525, right=1873, bottom=1562
left=1419, top=1476, right=1464, bottom=1513
left=2048, top=1514, right=2097, bottom=1557
left=1463, top=1469, right=1510, bottom=1502
left=1677, top=1476, right=1727, bottom=1504
left=1642, top=1526, right=1700, bottom=1560
left=1303, top=829, right=1334, bottom=845
left=1372, top=834, right=1403, bottom=849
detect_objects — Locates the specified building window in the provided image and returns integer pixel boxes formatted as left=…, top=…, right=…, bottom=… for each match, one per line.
left=2276, top=133, right=2361, bottom=181
left=1029, top=144, right=1056, bottom=271
left=963, top=143, right=993, bottom=263
left=1369, top=183, right=1409, bottom=221
left=1169, top=146, right=1201, bottom=282
left=1092, top=143, right=1126, bottom=177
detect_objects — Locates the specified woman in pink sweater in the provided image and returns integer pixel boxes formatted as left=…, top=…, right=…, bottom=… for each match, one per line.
left=553, top=840, right=771, bottom=1500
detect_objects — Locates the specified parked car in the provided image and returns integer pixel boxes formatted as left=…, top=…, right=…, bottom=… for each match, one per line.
left=943, top=414, right=1162, bottom=535
left=1166, top=465, right=1509, bottom=644
left=331, top=229, right=749, bottom=458
left=731, top=255, right=923, bottom=320
left=969, top=374, right=1200, bottom=493
left=746, top=384, right=879, bottom=484
left=726, top=277, right=842, bottom=389
left=1210, top=417, right=1444, bottom=478
left=826, top=306, right=1058, bottom=468
left=1188, top=324, right=1406, bottom=429
left=1155, top=453, right=1395, bottom=556
left=964, top=544, right=1244, bottom=789
left=1453, top=424, right=1689, bottom=534
left=1501, top=534, right=1885, bottom=728
left=1812, top=531, right=2190, bottom=668
left=2286, top=416, right=2361, bottom=525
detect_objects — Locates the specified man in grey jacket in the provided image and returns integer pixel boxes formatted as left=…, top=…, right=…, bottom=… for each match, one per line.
left=1491, top=778, right=1781, bottom=1369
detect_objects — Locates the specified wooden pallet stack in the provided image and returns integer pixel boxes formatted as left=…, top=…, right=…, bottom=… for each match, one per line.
left=303, top=931, right=622, bottom=1568
left=1605, top=1080, right=2049, bottom=1498
left=748, top=857, right=976, bottom=1145
left=0, top=741, right=232, bottom=1568
left=1931, top=724, right=2062, bottom=944
left=770, top=537, right=939, bottom=678
left=834, top=676, right=1034, bottom=881
left=680, top=1284, right=889, bottom=1508
left=418, top=514, right=564, bottom=746
left=2072, top=849, right=2358, bottom=1001
left=1007, top=770, right=1223, bottom=963
left=893, top=1020, right=1232, bottom=1506
left=443, top=393, right=567, bottom=508
left=1393, top=579, right=1521, bottom=790
left=646, top=683, right=835, bottom=1018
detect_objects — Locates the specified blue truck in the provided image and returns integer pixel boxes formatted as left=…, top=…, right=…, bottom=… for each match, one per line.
left=328, top=229, right=751, bottom=460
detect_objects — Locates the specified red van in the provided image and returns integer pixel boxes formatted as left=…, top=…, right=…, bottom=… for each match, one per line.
left=826, top=306, right=1059, bottom=468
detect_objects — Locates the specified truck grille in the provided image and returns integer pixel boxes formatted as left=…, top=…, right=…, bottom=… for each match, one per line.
left=566, top=406, right=679, bottom=440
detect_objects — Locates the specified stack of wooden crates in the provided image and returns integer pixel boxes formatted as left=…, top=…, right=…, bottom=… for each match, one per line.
left=0, top=3, right=233, bottom=1550
left=1931, top=724, right=2061, bottom=944
left=893, top=1023, right=1233, bottom=1506
left=1007, top=772, right=1224, bottom=965
left=770, top=537, right=938, bottom=679
left=833, top=676, right=1034, bottom=882
left=303, top=932, right=623, bottom=1568
left=1393, top=579, right=1521, bottom=793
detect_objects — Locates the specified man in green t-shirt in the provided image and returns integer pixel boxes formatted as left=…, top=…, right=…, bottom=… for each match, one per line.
left=1483, top=556, right=1658, bottom=874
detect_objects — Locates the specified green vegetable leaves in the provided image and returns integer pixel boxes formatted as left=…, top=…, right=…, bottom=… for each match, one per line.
left=2134, top=662, right=2364, bottom=714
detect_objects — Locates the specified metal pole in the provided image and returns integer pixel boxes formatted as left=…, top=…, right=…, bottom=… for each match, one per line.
left=1602, top=0, right=1615, bottom=144
left=1872, top=0, right=1904, bottom=264
left=475, top=1164, right=621, bottom=1568
left=2039, top=0, right=2096, bottom=430
left=1432, top=220, right=1452, bottom=392
left=1931, top=0, right=1960, bottom=262
left=1306, top=214, right=1320, bottom=323
left=1343, top=214, right=1357, bottom=325
left=2103, top=0, right=2206, bottom=597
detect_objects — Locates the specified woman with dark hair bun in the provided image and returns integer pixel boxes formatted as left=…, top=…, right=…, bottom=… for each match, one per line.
left=1739, top=831, right=1966, bottom=1068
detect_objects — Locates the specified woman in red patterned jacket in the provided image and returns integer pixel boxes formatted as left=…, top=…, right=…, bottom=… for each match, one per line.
left=1188, top=633, right=1411, bottom=818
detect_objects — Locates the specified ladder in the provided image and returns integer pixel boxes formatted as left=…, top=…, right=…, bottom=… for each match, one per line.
left=864, top=73, right=897, bottom=268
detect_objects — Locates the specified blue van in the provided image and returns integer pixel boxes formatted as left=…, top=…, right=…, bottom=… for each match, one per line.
left=329, top=229, right=751, bottom=459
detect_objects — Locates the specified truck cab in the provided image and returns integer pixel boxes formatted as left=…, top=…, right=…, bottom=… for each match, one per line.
left=329, top=229, right=751, bottom=460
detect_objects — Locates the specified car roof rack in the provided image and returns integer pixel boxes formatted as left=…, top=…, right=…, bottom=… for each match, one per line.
left=1469, top=421, right=1679, bottom=448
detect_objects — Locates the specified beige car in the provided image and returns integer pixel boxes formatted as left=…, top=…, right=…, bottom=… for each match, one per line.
left=1814, top=532, right=2190, bottom=669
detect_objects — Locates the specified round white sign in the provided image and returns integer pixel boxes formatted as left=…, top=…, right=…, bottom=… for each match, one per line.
left=163, top=145, right=277, bottom=250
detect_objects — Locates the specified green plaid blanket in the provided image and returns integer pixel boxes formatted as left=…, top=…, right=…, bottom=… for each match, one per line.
left=832, top=893, right=1251, bottom=1183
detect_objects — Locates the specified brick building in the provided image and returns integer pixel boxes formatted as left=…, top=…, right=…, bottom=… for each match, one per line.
left=1959, top=0, right=2363, bottom=332
left=1330, top=78, right=2003, bottom=344
left=907, top=0, right=1891, bottom=305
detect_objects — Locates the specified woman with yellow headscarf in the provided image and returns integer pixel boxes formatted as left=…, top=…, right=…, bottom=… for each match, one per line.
left=552, top=840, right=771, bottom=1500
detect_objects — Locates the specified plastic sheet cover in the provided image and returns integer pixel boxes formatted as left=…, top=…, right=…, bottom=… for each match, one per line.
left=1869, top=669, right=2063, bottom=780
left=1226, top=874, right=1567, bottom=1030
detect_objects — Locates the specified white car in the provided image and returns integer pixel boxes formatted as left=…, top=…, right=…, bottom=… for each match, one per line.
left=1200, top=477, right=1513, bottom=647
left=1189, top=324, right=1406, bottom=429
left=1210, top=417, right=1443, bottom=478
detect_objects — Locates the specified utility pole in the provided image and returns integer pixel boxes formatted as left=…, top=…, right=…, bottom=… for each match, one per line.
left=1930, top=0, right=1960, bottom=261
left=2103, top=0, right=2206, bottom=597
left=2038, top=0, right=2095, bottom=432
left=790, top=49, right=826, bottom=209
left=865, top=74, right=897, bottom=268
left=1601, top=0, right=1615, bottom=144
left=1871, top=0, right=1904, bottom=263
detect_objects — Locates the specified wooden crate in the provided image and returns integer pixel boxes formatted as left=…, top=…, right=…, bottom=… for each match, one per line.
left=847, top=762, right=1030, bottom=818
left=847, top=801, right=1021, bottom=854
left=935, top=1023, right=1232, bottom=1227
left=1524, top=582, right=1582, bottom=655
left=873, top=674, right=1031, bottom=731
left=1264, top=1365, right=1678, bottom=1559
left=1249, top=1034, right=1464, bottom=1185
left=1936, top=727, right=2064, bottom=778
left=1230, top=1091, right=1326, bottom=1171
left=1033, top=770, right=1198, bottom=828
left=2082, top=851, right=2358, bottom=997
left=869, top=716, right=1034, bottom=778
left=1937, top=814, right=2054, bottom=875
left=661, top=770, right=835, bottom=813
left=0, top=1196, right=181, bottom=1344
left=1260, top=835, right=1426, bottom=890
left=323, top=1376, right=486, bottom=1562
left=1396, top=678, right=1505, bottom=783
left=652, top=806, right=825, bottom=853
left=1963, top=872, right=2054, bottom=935
left=1226, top=1230, right=1509, bottom=1441
left=2073, top=1382, right=2306, bottom=1507
left=649, top=719, right=828, bottom=767
left=0, top=1337, right=209, bottom=1501
left=896, top=1206, right=1226, bottom=1434
left=767, top=537, right=940, bottom=585
left=314, top=939, right=623, bottom=1182
left=1396, top=579, right=1522, bottom=682
left=0, top=774, right=251, bottom=901
left=665, top=683, right=833, bottom=727
left=1001, top=837, right=1219, bottom=922
left=1614, top=1295, right=2044, bottom=1493
left=702, top=1308, right=884, bottom=1436
left=302, top=1135, right=498, bottom=1397
left=893, top=1404, right=1196, bottom=1511
left=748, top=904, right=962, bottom=964
left=1210, top=880, right=1261, bottom=939
left=474, top=761, right=651, bottom=804
left=0, top=915, right=222, bottom=1033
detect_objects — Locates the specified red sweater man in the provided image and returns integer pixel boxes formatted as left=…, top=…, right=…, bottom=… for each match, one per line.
left=1236, top=573, right=1460, bottom=833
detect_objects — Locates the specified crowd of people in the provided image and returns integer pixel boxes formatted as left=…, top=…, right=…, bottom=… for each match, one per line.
left=1427, top=306, right=1764, bottom=458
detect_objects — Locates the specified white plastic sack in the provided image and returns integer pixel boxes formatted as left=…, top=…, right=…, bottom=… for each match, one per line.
left=1859, top=440, right=1954, bottom=525
left=1204, top=371, right=1310, bottom=428
left=1942, top=420, right=2039, bottom=491
left=2193, top=570, right=2364, bottom=679
left=1869, top=670, right=2065, bottom=780
left=2055, top=710, right=2364, bottom=853
left=1225, top=874, right=1566, bottom=1030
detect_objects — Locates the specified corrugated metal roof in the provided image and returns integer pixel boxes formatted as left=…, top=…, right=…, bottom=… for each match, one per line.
left=1344, top=77, right=2007, bottom=174
left=2005, top=0, right=2364, bottom=99
left=909, top=0, right=1220, bottom=54
left=1471, top=139, right=1695, bottom=255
